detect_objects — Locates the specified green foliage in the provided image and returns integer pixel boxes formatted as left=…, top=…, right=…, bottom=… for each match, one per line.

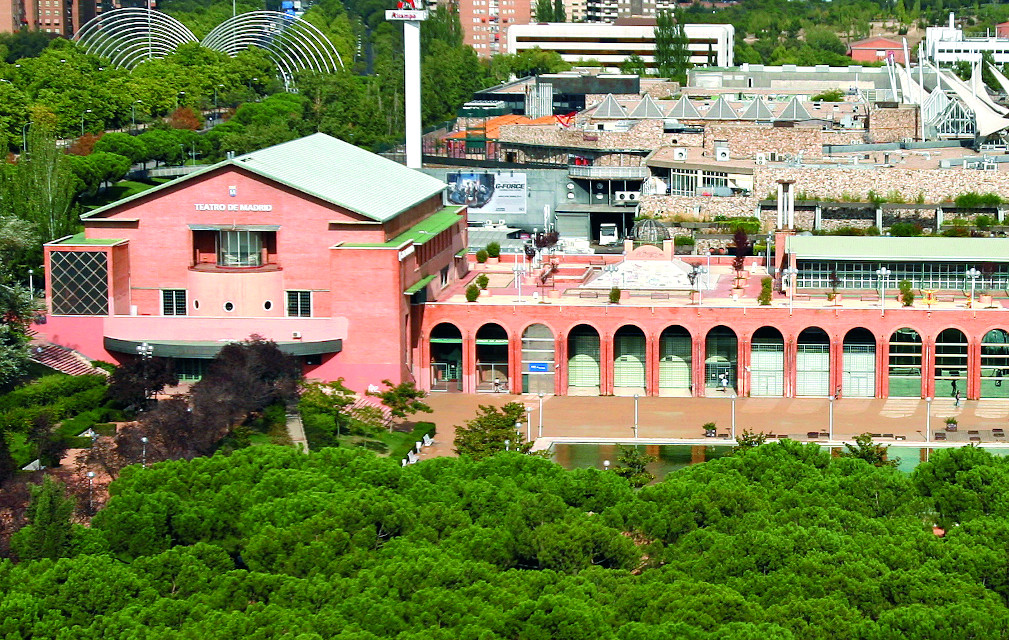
left=673, top=235, right=695, bottom=246
left=388, top=421, right=436, bottom=462
left=610, top=445, right=656, bottom=488
left=10, top=476, right=77, bottom=560
left=465, top=283, right=481, bottom=302
left=955, top=191, right=1004, bottom=209
left=609, top=286, right=621, bottom=304
left=475, top=249, right=488, bottom=263
left=299, top=378, right=359, bottom=445
left=620, top=53, right=648, bottom=77
left=713, top=215, right=761, bottom=235
left=975, top=214, right=994, bottom=231
left=889, top=221, right=922, bottom=237
left=655, top=9, right=691, bottom=82
left=899, top=279, right=915, bottom=306
left=733, top=429, right=768, bottom=452
left=811, top=88, right=845, bottom=102
left=485, top=241, right=501, bottom=258
left=367, top=379, right=432, bottom=421
left=475, top=273, right=489, bottom=290
left=454, top=401, right=530, bottom=459
left=757, top=276, right=772, bottom=305
left=842, top=433, right=899, bottom=467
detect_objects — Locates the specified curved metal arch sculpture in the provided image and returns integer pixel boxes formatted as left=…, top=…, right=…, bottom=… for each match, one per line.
left=201, top=11, right=344, bottom=87
left=75, top=8, right=198, bottom=69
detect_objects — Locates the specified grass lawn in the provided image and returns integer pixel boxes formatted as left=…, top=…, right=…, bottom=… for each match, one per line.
left=79, top=178, right=173, bottom=211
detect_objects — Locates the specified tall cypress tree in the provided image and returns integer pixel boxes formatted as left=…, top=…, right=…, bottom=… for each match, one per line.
left=654, top=10, right=675, bottom=79
left=534, top=0, right=554, bottom=22
left=670, top=9, right=692, bottom=83
left=552, top=0, right=565, bottom=22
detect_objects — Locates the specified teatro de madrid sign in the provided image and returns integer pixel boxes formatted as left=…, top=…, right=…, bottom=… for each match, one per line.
left=194, top=203, right=274, bottom=211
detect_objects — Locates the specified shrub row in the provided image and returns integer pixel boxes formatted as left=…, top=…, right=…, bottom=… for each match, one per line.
left=0, top=374, right=106, bottom=413
left=0, top=385, right=108, bottom=433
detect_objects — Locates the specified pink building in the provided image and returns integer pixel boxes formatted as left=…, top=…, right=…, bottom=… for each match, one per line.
left=847, top=36, right=906, bottom=65
left=42, top=133, right=468, bottom=392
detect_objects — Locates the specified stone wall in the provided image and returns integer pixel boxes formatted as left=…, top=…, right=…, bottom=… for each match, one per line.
left=704, top=123, right=828, bottom=160
left=867, top=105, right=919, bottom=144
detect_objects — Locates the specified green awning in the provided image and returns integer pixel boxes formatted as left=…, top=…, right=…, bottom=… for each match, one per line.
left=404, top=274, right=436, bottom=295
left=456, top=248, right=468, bottom=257
left=475, top=339, right=509, bottom=345
left=430, top=337, right=463, bottom=344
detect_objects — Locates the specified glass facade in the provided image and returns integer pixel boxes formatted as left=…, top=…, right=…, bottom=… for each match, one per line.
left=217, top=230, right=263, bottom=267
left=50, top=251, right=109, bottom=316
left=888, top=328, right=922, bottom=397
left=668, top=168, right=697, bottom=197
left=796, top=260, right=1009, bottom=291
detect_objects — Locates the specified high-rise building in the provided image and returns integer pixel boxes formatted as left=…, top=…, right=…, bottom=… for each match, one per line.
left=455, top=0, right=532, bottom=56
left=0, top=0, right=105, bottom=36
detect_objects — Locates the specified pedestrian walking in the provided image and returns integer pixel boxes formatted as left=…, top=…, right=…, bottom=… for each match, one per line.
left=955, top=389, right=961, bottom=408
left=719, top=373, right=728, bottom=393
left=951, top=379, right=958, bottom=397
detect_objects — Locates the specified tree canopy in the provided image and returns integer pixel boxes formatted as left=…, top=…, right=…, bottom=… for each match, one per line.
left=4, top=441, right=1009, bottom=637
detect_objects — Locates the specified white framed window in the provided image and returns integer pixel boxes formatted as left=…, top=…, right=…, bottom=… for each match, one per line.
left=286, top=290, right=311, bottom=317
left=162, top=289, right=187, bottom=316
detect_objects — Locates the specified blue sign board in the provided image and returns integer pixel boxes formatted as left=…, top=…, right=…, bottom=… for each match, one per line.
left=528, top=362, right=549, bottom=372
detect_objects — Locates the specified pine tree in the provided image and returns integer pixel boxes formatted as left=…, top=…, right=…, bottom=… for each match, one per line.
left=10, top=476, right=77, bottom=561
left=552, top=0, right=565, bottom=22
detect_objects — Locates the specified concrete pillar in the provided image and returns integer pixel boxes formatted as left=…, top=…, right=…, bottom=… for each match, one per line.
left=737, top=335, right=750, bottom=396
left=922, top=337, right=935, bottom=399
left=875, top=207, right=883, bottom=230
left=814, top=204, right=822, bottom=231
left=785, top=336, right=797, bottom=398
left=831, top=334, right=843, bottom=399
left=935, top=207, right=943, bottom=232
left=968, top=337, right=981, bottom=401
left=418, top=332, right=431, bottom=392
left=508, top=332, right=522, bottom=395
left=600, top=331, right=613, bottom=396
left=998, top=207, right=1006, bottom=223
left=693, top=334, right=706, bottom=397
left=878, top=332, right=890, bottom=399
left=555, top=332, right=567, bottom=396
left=623, top=239, right=634, bottom=254
left=662, top=239, right=674, bottom=260
left=646, top=331, right=658, bottom=397
left=787, top=184, right=795, bottom=229
left=776, top=182, right=784, bottom=229
left=403, top=19, right=423, bottom=169
left=462, top=333, right=476, bottom=394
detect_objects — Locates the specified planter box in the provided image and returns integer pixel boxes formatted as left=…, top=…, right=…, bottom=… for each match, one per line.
left=487, top=257, right=500, bottom=264
left=980, top=294, right=994, bottom=307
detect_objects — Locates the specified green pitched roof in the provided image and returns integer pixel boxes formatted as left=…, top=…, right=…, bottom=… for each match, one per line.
left=340, top=206, right=464, bottom=248
left=83, top=133, right=447, bottom=223
left=48, top=232, right=125, bottom=246
left=787, top=236, right=1009, bottom=261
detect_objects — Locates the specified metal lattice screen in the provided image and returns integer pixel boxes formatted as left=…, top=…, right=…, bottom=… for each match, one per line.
left=50, top=251, right=109, bottom=316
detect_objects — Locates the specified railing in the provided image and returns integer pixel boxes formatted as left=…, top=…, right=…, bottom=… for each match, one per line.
left=567, top=165, right=649, bottom=179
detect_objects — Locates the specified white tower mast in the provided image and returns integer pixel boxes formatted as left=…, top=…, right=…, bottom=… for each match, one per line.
left=386, top=5, right=428, bottom=169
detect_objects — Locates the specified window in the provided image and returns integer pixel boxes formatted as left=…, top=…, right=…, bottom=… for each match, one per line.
left=162, top=289, right=187, bottom=316
left=440, top=265, right=451, bottom=288
left=50, top=251, right=109, bottom=316
left=217, top=230, right=262, bottom=267
left=287, top=290, right=311, bottom=317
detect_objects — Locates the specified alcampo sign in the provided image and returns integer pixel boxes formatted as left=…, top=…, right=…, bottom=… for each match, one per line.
left=194, top=203, right=274, bottom=211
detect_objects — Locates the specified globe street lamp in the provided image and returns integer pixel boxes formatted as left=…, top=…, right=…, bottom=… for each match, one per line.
left=80, top=109, right=92, bottom=137
left=140, top=436, right=148, bottom=468
left=603, top=459, right=610, bottom=471
left=87, top=471, right=95, bottom=514
left=876, top=267, right=891, bottom=317
left=783, top=266, right=798, bottom=315
left=966, top=267, right=981, bottom=307
left=538, top=392, right=544, bottom=438
left=730, top=393, right=737, bottom=440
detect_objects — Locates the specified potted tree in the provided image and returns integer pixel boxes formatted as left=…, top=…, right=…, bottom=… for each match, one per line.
left=827, top=269, right=842, bottom=305
left=978, top=289, right=993, bottom=308
left=732, top=227, right=749, bottom=286
left=703, top=422, right=717, bottom=438
left=945, top=416, right=958, bottom=432
left=485, top=242, right=501, bottom=264
left=899, top=279, right=914, bottom=307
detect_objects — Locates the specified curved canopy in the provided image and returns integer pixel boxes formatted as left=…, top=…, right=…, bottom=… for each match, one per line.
left=76, top=8, right=344, bottom=87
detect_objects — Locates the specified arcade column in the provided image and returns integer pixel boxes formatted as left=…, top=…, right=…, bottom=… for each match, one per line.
left=967, top=337, right=982, bottom=401
left=508, top=332, right=522, bottom=395
left=600, top=331, right=614, bottom=396
left=645, top=331, right=658, bottom=397
left=692, top=334, right=705, bottom=397
left=878, top=332, right=890, bottom=398
left=462, top=332, right=476, bottom=394
left=555, top=332, right=567, bottom=396
left=785, top=336, right=797, bottom=398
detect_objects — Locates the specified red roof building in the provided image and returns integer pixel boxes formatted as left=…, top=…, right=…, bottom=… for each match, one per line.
left=847, top=36, right=906, bottom=65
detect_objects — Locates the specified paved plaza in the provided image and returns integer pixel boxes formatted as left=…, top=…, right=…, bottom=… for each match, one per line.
left=418, top=393, right=1009, bottom=459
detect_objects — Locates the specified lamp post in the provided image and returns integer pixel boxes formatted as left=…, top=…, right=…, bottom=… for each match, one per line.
left=876, top=267, right=891, bottom=317
left=513, top=261, right=525, bottom=300
left=691, top=265, right=708, bottom=304
left=504, top=438, right=510, bottom=452
left=603, top=459, right=610, bottom=471
left=140, top=436, right=148, bottom=468
left=925, top=396, right=932, bottom=443
left=28, top=269, right=33, bottom=294
left=966, top=267, right=981, bottom=307
left=137, top=342, right=154, bottom=405
left=178, top=143, right=185, bottom=166
left=176, top=91, right=185, bottom=108
left=80, top=109, right=92, bottom=137
left=131, top=100, right=141, bottom=133
left=828, top=395, right=835, bottom=440
left=783, top=266, right=798, bottom=314
left=538, top=392, right=544, bottom=438
left=86, top=471, right=95, bottom=514
left=633, top=394, right=639, bottom=438
left=516, top=421, right=525, bottom=446
left=730, top=393, right=736, bottom=440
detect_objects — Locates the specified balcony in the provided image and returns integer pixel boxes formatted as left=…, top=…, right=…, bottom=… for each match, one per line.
left=568, top=165, right=649, bottom=180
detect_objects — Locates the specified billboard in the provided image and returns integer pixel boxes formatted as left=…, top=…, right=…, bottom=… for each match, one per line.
left=446, top=172, right=526, bottom=216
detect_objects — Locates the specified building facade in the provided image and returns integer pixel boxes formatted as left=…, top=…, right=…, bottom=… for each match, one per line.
left=42, top=134, right=468, bottom=392
left=507, top=22, right=734, bottom=71
left=926, top=13, right=1009, bottom=65
left=457, top=0, right=531, bottom=55
left=847, top=36, right=905, bottom=64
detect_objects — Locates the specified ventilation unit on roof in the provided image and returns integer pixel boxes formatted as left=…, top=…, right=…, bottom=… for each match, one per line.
left=715, top=147, right=730, bottom=162
left=673, top=147, right=688, bottom=161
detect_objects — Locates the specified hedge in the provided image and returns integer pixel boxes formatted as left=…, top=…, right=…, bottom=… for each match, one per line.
left=390, top=421, right=437, bottom=463
left=0, top=374, right=106, bottom=413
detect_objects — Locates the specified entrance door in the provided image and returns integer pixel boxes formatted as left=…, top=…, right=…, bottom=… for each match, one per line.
left=751, top=343, right=784, bottom=396
left=843, top=344, right=875, bottom=397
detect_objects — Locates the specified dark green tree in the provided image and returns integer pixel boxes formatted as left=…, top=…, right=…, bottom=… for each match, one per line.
left=367, top=379, right=432, bottom=425
left=842, top=433, right=899, bottom=467
left=610, top=445, right=655, bottom=487
left=454, top=402, right=530, bottom=459
left=10, top=475, right=77, bottom=560
left=620, top=53, right=648, bottom=77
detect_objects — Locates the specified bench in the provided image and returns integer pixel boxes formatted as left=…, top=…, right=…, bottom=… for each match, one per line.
left=578, top=291, right=599, bottom=299
left=650, top=292, right=670, bottom=300
left=629, top=291, right=652, bottom=298
left=860, top=293, right=880, bottom=302
left=937, top=294, right=955, bottom=303
left=935, top=432, right=946, bottom=441
left=792, top=294, right=811, bottom=301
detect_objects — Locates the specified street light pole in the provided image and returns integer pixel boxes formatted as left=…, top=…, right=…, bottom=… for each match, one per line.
left=876, top=267, right=891, bottom=318
left=538, top=392, right=544, bottom=438
left=828, top=395, right=835, bottom=440
left=730, top=393, right=736, bottom=439
left=141, top=436, right=148, bottom=468
left=80, top=109, right=91, bottom=137
left=87, top=471, right=95, bottom=514
left=783, top=266, right=798, bottom=315
left=131, top=100, right=141, bottom=133
left=633, top=394, right=639, bottom=438
left=925, top=396, right=931, bottom=442
left=967, top=267, right=980, bottom=307
left=28, top=269, right=33, bottom=294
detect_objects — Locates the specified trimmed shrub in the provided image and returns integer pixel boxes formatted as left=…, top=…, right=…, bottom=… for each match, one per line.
left=389, top=421, right=436, bottom=462
left=673, top=235, right=695, bottom=246
left=476, top=274, right=489, bottom=290
left=485, top=242, right=500, bottom=258
left=609, top=287, right=621, bottom=304
left=475, top=249, right=488, bottom=263
left=757, top=277, right=772, bottom=305
left=899, top=279, right=914, bottom=307
left=889, top=222, right=921, bottom=237
left=465, top=284, right=481, bottom=302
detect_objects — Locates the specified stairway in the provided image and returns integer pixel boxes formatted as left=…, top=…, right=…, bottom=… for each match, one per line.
left=29, top=343, right=108, bottom=377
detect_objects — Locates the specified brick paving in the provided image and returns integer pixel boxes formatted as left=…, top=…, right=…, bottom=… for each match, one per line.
left=417, top=393, right=1009, bottom=460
